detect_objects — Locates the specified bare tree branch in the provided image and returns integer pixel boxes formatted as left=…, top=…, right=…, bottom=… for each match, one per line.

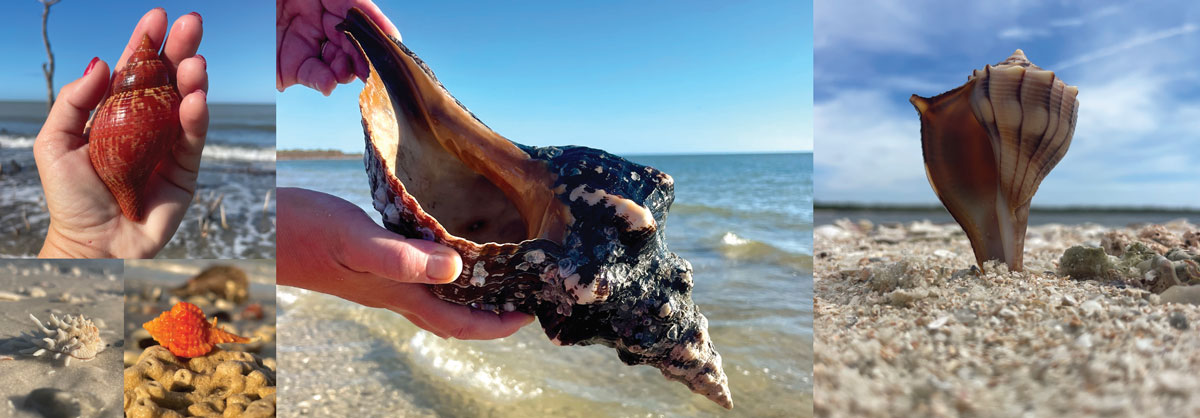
left=40, top=0, right=61, bottom=114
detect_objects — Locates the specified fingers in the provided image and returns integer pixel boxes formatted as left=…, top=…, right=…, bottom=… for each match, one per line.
left=388, top=286, right=535, bottom=340
left=162, top=88, right=208, bottom=194
left=340, top=223, right=463, bottom=284
left=295, top=57, right=337, bottom=95
left=35, top=58, right=111, bottom=159
left=176, top=55, right=208, bottom=95
left=116, top=8, right=169, bottom=71
left=162, top=12, right=204, bottom=73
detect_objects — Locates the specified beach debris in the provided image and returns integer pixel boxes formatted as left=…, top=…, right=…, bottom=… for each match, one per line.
left=0, top=290, right=23, bottom=301
left=87, top=34, right=182, bottom=222
left=142, top=301, right=250, bottom=358
left=170, top=265, right=250, bottom=304
left=198, top=192, right=226, bottom=238
left=1058, top=224, right=1200, bottom=295
left=240, top=303, right=265, bottom=321
left=1159, top=285, right=1200, bottom=306
left=341, top=7, right=731, bottom=408
left=6, top=313, right=104, bottom=366
left=124, top=345, right=275, bottom=417
left=911, top=50, right=1078, bottom=272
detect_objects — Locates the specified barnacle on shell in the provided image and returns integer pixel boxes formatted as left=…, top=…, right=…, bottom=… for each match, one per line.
left=339, top=7, right=732, bottom=408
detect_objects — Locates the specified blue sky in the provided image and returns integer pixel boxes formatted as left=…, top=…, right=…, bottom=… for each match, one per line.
left=278, top=0, right=813, bottom=155
left=815, top=1, right=1200, bottom=209
left=0, top=1, right=274, bottom=104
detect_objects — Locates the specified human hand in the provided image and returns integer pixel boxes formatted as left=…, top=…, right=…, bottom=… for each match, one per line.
left=277, top=187, right=534, bottom=339
left=34, top=8, right=208, bottom=259
left=277, top=0, right=399, bottom=95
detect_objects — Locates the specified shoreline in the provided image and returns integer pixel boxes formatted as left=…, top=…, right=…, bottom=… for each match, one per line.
left=277, top=149, right=363, bottom=161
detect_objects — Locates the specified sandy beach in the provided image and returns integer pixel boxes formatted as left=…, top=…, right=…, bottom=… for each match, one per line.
left=0, top=260, right=124, bottom=418
left=814, top=219, right=1200, bottom=417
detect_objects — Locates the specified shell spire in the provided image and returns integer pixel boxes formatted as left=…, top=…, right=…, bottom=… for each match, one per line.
left=912, top=49, right=1079, bottom=271
left=87, top=34, right=182, bottom=222
left=142, top=301, right=250, bottom=358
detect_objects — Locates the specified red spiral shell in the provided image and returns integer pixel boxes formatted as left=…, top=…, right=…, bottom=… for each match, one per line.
left=87, top=34, right=182, bottom=222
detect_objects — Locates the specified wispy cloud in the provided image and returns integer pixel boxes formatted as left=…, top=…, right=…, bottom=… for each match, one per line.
left=1050, top=5, right=1122, bottom=28
left=999, top=27, right=1050, bottom=41
left=815, top=1, right=1200, bottom=208
left=1055, top=23, right=1199, bottom=70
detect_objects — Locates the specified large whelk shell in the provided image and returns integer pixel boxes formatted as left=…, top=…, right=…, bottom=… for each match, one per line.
left=911, top=50, right=1078, bottom=271
left=339, top=8, right=731, bottom=408
left=87, top=34, right=182, bottom=222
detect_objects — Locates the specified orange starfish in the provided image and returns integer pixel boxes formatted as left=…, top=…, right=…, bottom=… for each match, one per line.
left=143, top=301, right=250, bottom=358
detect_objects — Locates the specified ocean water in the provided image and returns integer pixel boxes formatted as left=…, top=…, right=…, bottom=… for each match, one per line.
left=0, top=100, right=276, bottom=258
left=277, top=152, right=813, bottom=417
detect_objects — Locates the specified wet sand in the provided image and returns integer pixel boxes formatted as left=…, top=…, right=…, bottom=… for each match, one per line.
left=814, top=220, right=1200, bottom=417
left=0, top=260, right=124, bottom=418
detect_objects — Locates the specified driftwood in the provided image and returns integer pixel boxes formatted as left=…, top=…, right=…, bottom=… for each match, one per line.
left=39, top=0, right=61, bottom=113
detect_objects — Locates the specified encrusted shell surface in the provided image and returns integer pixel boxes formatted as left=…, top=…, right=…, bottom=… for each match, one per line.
left=17, top=313, right=104, bottom=366
left=142, top=301, right=250, bottom=358
left=340, top=8, right=731, bottom=408
left=911, top=49, right=1079, bottom=271
left=87, top=34, right=182, bottom=222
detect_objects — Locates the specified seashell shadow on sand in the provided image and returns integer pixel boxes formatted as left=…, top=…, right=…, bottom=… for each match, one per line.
left=0, top=260, right=124, bottom=418
left=813, top=219, right=1200, bottom=417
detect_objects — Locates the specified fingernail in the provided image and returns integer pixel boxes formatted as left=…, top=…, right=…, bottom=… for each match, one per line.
left=152, top=7, right=165, bottom=13
left=195, top=54, right=206, bottom=69
left=424, top=249, right=461, bottom=282
left=193, top=89, right=206, bottom=99
left=188, top=11, right=202, bottom=24
left=83, top=57, right=99, bottom=76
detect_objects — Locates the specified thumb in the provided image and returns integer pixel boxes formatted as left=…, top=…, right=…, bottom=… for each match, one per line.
left=36, top=58, right=110, bottom=161
left=342, top=224, right=463, bottom=284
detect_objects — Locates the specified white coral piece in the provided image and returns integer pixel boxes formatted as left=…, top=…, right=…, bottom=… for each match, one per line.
left=14, top=313, right=104, bottom=366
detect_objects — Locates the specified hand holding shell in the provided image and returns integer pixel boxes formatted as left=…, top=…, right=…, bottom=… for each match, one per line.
left=32, top=9, right=207, bottom=258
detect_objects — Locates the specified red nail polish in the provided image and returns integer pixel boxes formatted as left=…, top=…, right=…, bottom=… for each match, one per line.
left=188, top=11, right=202, bottom=24
left=83, top=57, right=99, bottom=76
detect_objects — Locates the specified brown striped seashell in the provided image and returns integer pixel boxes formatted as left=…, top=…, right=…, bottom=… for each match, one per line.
left=911, top=49, right=1079, bottom=271
left=87, top=34, right=182, bottom=222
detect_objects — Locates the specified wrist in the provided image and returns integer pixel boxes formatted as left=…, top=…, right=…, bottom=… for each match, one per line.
left=39, top=224, right=114, bottom=259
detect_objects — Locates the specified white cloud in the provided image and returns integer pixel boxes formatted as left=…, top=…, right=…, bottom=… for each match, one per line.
left=999, top=27, right=1050, bottom=40
left=814, top=89, right=929, bottom=201
left=813, top=0, right=929, bottom=53
left=1055, top=23, right=1199, bottom=70
left=815, top=1, right=1200, bottom=208
left=1050, top=5, right=1122, bottom=28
